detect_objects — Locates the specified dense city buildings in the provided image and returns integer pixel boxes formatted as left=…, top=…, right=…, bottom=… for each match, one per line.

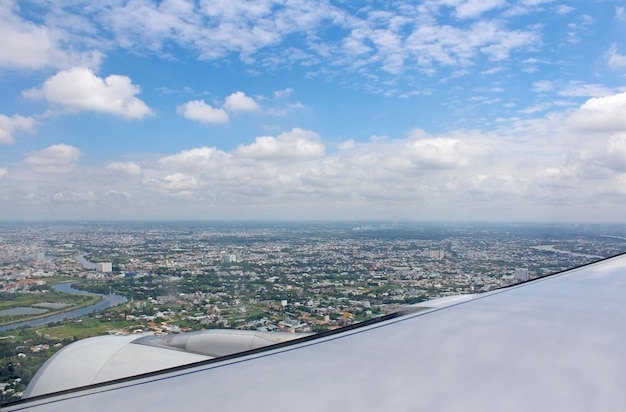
left=1, top=221, right=626, bottom=402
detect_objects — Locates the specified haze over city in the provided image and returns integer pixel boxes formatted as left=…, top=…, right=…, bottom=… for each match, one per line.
left=1, top=1, right=626, bottom=221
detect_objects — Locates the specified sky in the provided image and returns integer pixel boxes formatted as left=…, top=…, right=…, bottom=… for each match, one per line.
left=1, top=0, right=626, bottom=222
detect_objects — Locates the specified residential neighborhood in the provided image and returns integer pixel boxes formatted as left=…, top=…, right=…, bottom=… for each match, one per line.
left=1, top=222, right=625, bottom=402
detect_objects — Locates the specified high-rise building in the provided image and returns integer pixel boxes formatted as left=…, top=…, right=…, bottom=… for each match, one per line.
left=223, top=254, right=238, bottom=263
left=428, top=250, right=445, bottom=260
left=514, top=268, right=529, bottom=281
left=96, top=262, right=113, bottom=273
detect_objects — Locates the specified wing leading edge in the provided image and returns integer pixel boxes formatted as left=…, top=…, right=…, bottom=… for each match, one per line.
left=6, top=253, right=626, bottom=411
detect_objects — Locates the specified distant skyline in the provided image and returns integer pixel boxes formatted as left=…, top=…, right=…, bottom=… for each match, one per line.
left=1, top=0, right=626, bottom=221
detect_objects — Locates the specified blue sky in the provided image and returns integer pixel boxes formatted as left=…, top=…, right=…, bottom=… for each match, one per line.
left=1, top=0, right=626, bottom=221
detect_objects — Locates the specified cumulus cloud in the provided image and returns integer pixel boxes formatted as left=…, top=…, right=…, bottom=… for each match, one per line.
left=0, top=114, right=37, bottom=144
left=24, top=144, right=81, bottom=174
left=469, top=174, right=522, bottom=197
left=178, top=91, right=266, bottom=124
left=161, top=173, right=199, bottom=191
left=558, top=132, right=626, bottom=184
left=106, top=161, right=142, bottom=176
left=141, top=127, right=498, bottom=214
left=177, top=100, right=229, bottom=124
left=23, top=67, right=152, bottom=119
left=224, top=91, right=260, bottom=112
left=401, top=136, right=494, bottom=169
left=159, top=147, right=229, bottom=171
left=604, top=134, right=626, bottom=172
left=566, top=92, right=626, bottom=133
left=234, top=128, right=325, bottom=160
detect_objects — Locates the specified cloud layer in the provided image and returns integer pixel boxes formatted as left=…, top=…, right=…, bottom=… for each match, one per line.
left=2, top=92, right=626, bottom=220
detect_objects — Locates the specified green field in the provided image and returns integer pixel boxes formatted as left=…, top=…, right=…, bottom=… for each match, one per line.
left=43, top=317, right=140, bottom=340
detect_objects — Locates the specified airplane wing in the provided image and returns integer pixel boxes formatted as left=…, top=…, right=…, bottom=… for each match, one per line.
left=5, top=253, right=626, bottom=411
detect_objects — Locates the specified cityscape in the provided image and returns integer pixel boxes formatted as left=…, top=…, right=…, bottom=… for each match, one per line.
left=2, top=221, right=626, bottom=403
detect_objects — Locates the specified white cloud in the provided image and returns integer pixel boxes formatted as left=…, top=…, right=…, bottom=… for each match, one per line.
left=0, top=114, right=37, bottom=144
left=558, top=132, right=626, bottom=182
left=177, top=100, right=229, bottom=124
left=559, top=81, right=613, bottom=98
left=161, top=173, right=199, bottom=191
left=50, top=190, right=97, bottom=203
left=178, top=90, right=290, bottom=123
left=400, top=134, right=494, bottom=170
left=605, top=134, right=626, bottom=172
left=481, top=66, right=505, bottom=75
left=1, top=1, right=546, bottom=94
left=106, top=161, right=142, bottom=176
left=7, top=106, right=626, bottom=221
left=0, top=167, right=7, bottom=179
left=606, top=44, right=626, bottom=70
left=274, top=88, right=294, bottom=99
left=0, top=5, right=101, bottom=70
left=556, top=5, right=574, bottom=16
left=0, top=16, right=56, bottom=69
left=159, top=146, right=230, bottom=172
left=520, top=103, right=552, bottom=114
left=453, top=0, right=507, bottom=19
left=224, top=91, right=260, bottom=112
left=532, top=80, right=555, bottom=93
left=105, top=190, right=131, bottom=199
left=23, top=67, right=152, bottom=119
left=404, top=20, right=539, bottom=69
left=234, top=128, right=325, bottom=160
left=566, top=92, right=626, bottom=133
left=24, top=144, right=81, bottom=174
left=565, top=14, right=595, bottom=45
left=338, top=140, right=356, bottom=150
left=469, top=174, right=522, bottom=197
left=94, top=0, right=340, bottom=61
left=15, top=1, right=542, bottom=83
left=519, top=0, right=553, bottom=5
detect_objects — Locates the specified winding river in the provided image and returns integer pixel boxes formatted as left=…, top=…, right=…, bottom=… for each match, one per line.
left=530, top=244, right=604, bottom=259
left=0, top=283, right=127, bottom=332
